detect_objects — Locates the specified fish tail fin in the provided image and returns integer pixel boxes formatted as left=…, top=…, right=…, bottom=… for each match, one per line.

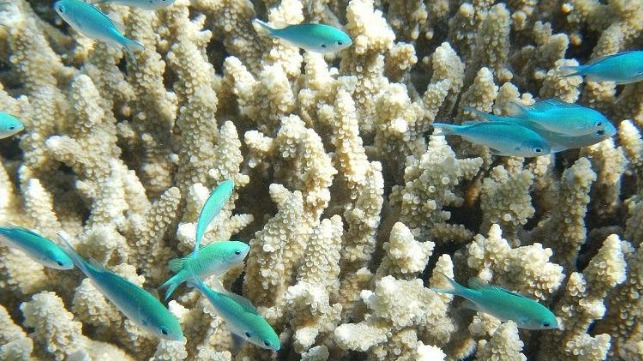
left=56, top=232, right=90, bottom=275
left=158, top=272, right=185, bottom=301
left=432, top=122, right=460, bottom=136
left=121, top=37, right=144, bottom=57
left=252, top=19, right=274, bottom=36
left=431, top=272, right=467, bottom=296
left=559, top=65, right=585, bottom=77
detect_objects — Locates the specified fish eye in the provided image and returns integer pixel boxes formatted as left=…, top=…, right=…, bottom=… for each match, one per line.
left=337, top=41, right=343, bottom=45
left=245, top=331, right=252, bottom=338
left=160, top=327, right=169, bottom=335
left=235, top=250, right=241, bottom=255
left=56, top=5, right=65, bottom=13
left=543, top=322, right=551, bottom=327
left=535, top=148, right=542, bottom=153
left=57, top=260, right=64, bottom=266
left=264, top=340, right=271, bottom=347
left=596, top=121, right=603, bottom=126
left=9, top=126, right=15, bottom=130
left=320, top=44, right=326, bottom=48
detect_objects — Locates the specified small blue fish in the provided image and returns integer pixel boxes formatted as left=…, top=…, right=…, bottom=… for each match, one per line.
left=97, top=0, right=175, bottom=10
left=0, top=112, right=24, bottom=139
left=433, top=121, right=551, bottom=157
left=0, top=226, right=73, bottom=270
left=187, top=272, right=280, bottom=351
left=253, top=19, right=352, bottom=53
left=561, top=51, right=643, bottom=84
left=535, top=126, right=615, bottom=153
left=57, top=232, right=184, bottom=340
left=194, top=179, right=234, bottom=256
left=158, top=240, right=249, bottom=301
left=433, top=275, right=559, bottom=330
left=467, top=99, right=611, bottom=137
left=54, top=0, right=144, bottom=56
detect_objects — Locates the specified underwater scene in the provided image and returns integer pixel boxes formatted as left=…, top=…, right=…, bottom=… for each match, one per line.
left=0, top=0, right=642, bottom=359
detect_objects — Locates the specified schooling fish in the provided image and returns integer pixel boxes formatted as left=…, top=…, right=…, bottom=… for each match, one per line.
left=534, top=124, right=615, bottom=153
left=57, top=232, right=184, bottom=340
left=561, top=51, right=643, bottom=84
left=194, top=179, right=234, bottom=255
left=96, top=0, right=175, bottom=10
left=467, top=100, right=611, bottom=137
left=158, top=240, right=249, bottom=301
left=0, top=112, right=24, bottom=139
left=0, top=226, right=73, bottom=270
left=433, top=275, right=559, bottom=330
left=54, top=0, right=144, bottom=56
left=433, top=121, right=551, bottom=157
left=253, top=19, right=352, bottom=53
left=187, top=272, right=280, bottom=351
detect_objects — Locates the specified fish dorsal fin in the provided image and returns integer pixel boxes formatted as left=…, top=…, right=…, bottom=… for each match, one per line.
left=226, top=292, right=259, bottom=314
left=467, top=278, right=488, bottom=289
left=507, top=101, right=529, bottom=117
left=529, top=99, right=576, bottom=112
left=585, top=52, right=630, bottom=65
left=480, top=284, right=531, bottom=300
left=89, top=3, right=126, bottom=33
left=167, top=258, right=185, bottom=273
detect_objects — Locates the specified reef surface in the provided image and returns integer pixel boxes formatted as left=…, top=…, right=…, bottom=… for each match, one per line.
left=0, top=0, right=642, bottom=360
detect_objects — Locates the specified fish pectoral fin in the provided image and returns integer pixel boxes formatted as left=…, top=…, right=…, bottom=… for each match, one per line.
left=460, top=299, right=480, bottom=312
left=167, top=258, right=185, bottom=272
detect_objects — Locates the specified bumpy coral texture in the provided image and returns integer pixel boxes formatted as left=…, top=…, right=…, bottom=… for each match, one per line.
left=0, top=0, right=641, bottom=360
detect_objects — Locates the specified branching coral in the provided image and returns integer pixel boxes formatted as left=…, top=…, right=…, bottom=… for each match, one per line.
left=0, top=0, right=642, bottom=359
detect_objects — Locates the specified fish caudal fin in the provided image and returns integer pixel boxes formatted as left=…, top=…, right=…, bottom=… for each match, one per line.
left=121, top=37, right=144, bottom=57
left=252, top=19, right=274, bottom=36
left=56, top=232, right=90, bottom=275
left=558, top=65, right=584, bottom=77
left=432, top=123, right=460, bottom=136
left=431, top=272, right=467, bottom=297
left=158, top=272, right=185, bottom=301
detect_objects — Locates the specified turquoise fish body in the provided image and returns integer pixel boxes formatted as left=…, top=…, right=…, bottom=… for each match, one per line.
left=99, top=0, right=175, bottom=10
left=433, top=121, right=551, bottom=157
left=253, top=19, right=352, bottom=53
left=508, top=99, right=611, bottom=137
left=561, top=51, right=643, bottom=84
left=159, top=240, right=249, bottom=300
left=57, top=233, right=184, bottom=340
left=466, top=105, right=616, bottom=151
left=433, top=275, right=559, bottom=330
left=54, top=0, right=144, bottom=55
left=188, top=273, right=280, bottom=351
left=194, top=179, right=234, bottom=254
left=0, top=226, right=73, bottom=270
left=0, top=112, right=24, bottom=139
left=533, top=126, right=615, bottom=153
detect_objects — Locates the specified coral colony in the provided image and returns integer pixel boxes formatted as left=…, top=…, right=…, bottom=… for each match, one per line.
left=0, top=0, right=642, bottom=360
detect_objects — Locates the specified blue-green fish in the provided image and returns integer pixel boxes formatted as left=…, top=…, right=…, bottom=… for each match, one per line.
left=0, top=112, right=24, bottom=139
left=0, top=226, right=73, bottom=270
left=57, top=232, right=184, bottom=340
left=536, top=126, right=615, bottom=153
left=433, top=121, right=551, bottom=157
left=467, top=99, right=611, bottom=137
left=433, top=275, right=559, bottom=330
left=158, top=240, right=249, bottom=301
left=561, top=51, right=643, bottom=84
left=253, top=19, right=352, bottom=53
left=54, top=0, right=144, bottom=56
left=187, top=273, right=280, bottom=351
left=194, top=180, right=234, bottom=256
left=97, top=0, right=175, bottom=10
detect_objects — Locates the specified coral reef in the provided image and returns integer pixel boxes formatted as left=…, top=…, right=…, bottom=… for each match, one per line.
left=0, top=0, right=642, bottom=360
